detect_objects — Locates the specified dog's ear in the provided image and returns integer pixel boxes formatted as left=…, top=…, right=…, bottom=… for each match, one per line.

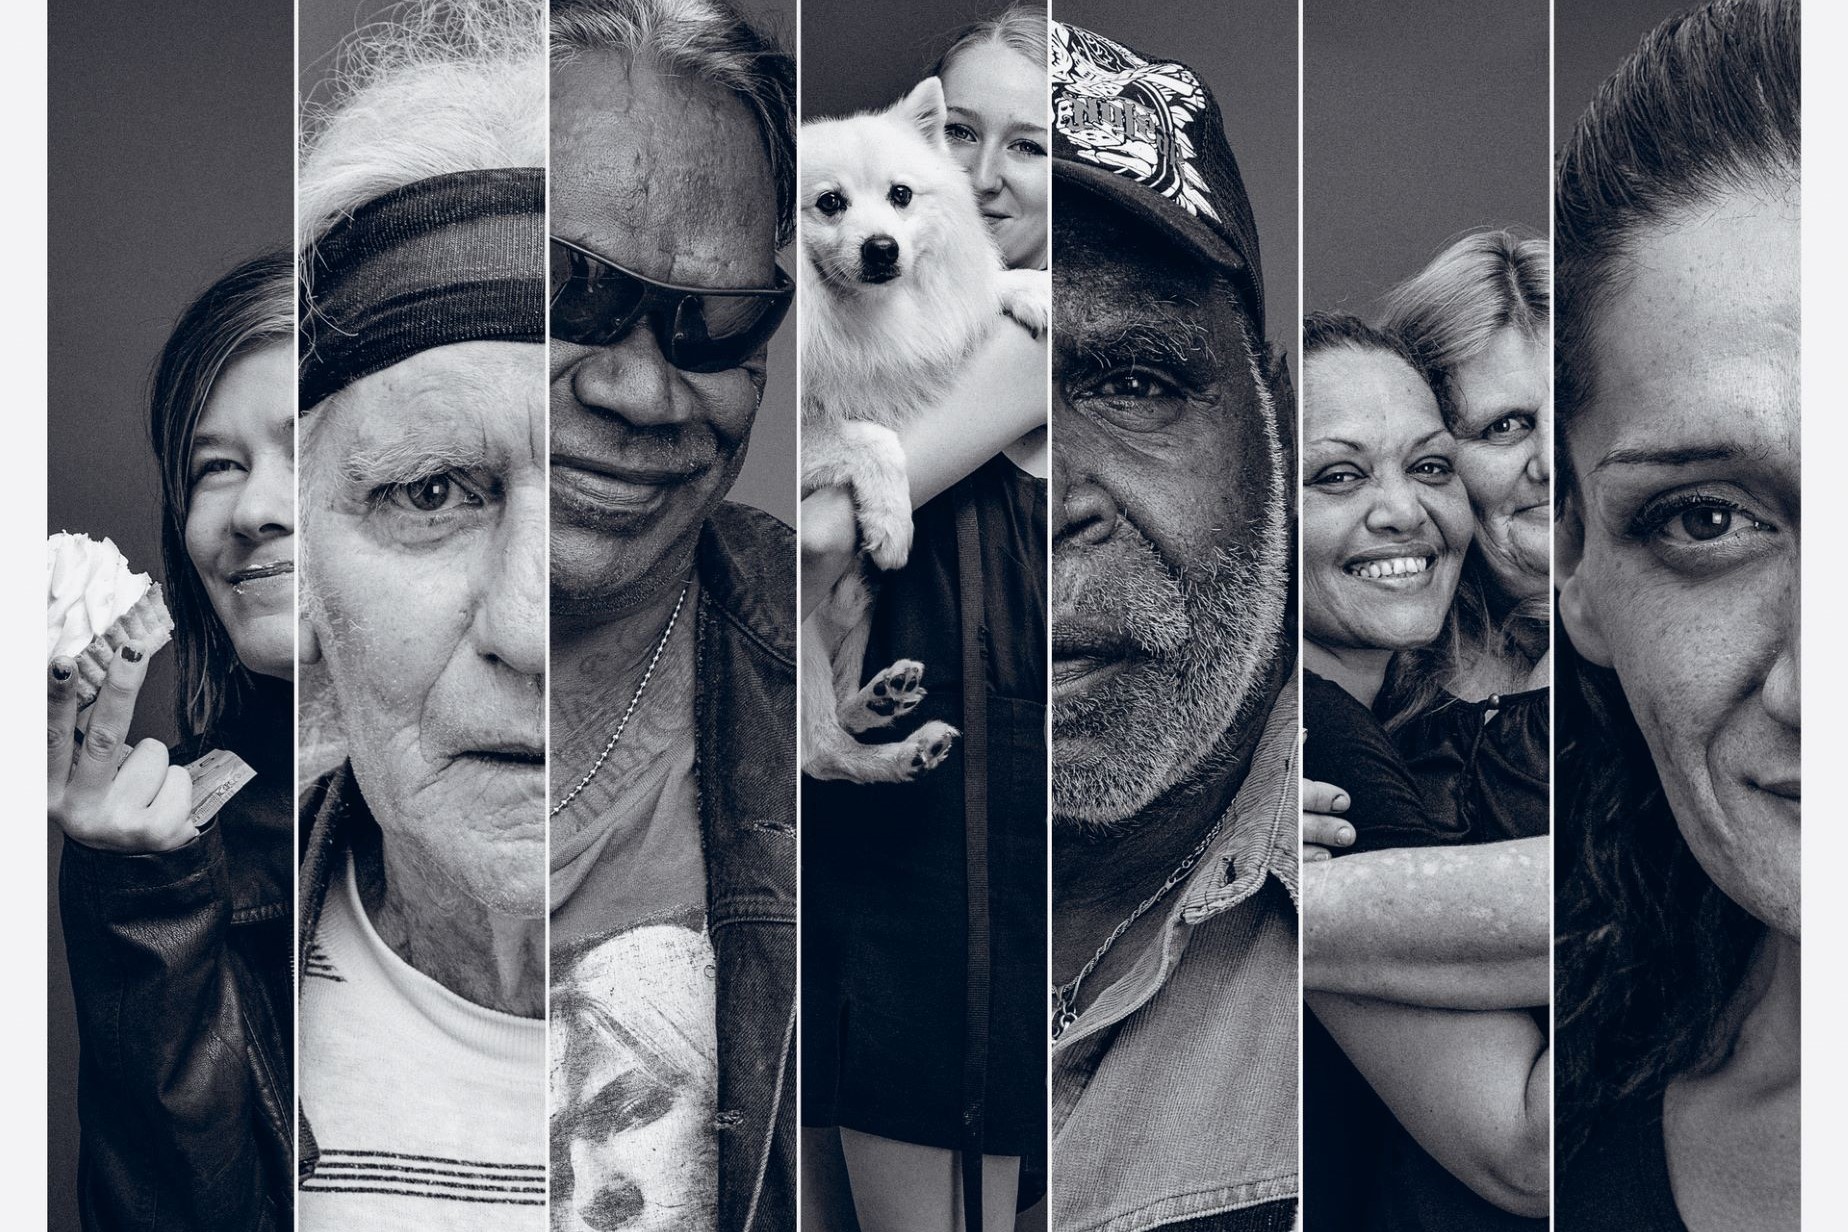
left=895, top=77, right=948, bottom=147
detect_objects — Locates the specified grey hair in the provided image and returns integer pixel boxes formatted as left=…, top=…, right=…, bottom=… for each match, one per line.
left=299, top=0, right=546, bottom=245
left=551, top=0, right=796, bottom=247
left=931, top=2, right=1049, bottom=78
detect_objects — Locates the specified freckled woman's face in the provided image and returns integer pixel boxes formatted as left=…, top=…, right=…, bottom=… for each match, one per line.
left=1560, top=183, right=1800, bottom=938
left=939, top=41, right=1050, bottom=270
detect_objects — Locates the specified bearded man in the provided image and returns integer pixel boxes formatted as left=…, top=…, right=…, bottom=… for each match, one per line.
left=294, top=2, right=549, bottom=1227
left=1049, top=21, right=1301, bottom=1232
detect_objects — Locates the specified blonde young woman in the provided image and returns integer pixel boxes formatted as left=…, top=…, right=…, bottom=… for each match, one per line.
left=800, top=6, right=1050, bottom=1230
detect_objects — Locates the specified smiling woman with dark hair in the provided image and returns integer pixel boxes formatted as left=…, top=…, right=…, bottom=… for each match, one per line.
left=1298, top=312, right=1549, bottom=1230
left=49, top=249, right=297, bottom=1230
left=1553, top=2, right=1800, bottom=1227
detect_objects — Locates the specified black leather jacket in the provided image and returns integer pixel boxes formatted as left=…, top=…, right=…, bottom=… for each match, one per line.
left=294, top=501, right=797, bottom=1232
left=60, top=724, right=295, bottom=1232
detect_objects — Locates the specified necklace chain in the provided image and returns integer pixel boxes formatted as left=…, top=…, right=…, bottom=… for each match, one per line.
left=1051, top=815, right=1224, bottom=1042
left=550, top=582, right=690, bottom=818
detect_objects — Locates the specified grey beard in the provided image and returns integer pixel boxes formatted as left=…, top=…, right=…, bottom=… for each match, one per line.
left=1052, top=519, right=1290, bottom=835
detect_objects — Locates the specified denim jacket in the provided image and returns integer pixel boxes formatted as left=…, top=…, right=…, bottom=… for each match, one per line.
left=1052, top=675, right=1300, bottom=1232
left=295, top=501, right=796, bottom=1232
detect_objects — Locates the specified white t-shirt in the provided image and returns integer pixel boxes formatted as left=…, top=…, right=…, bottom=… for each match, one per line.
left=300, top=854, right=546, bottom=1230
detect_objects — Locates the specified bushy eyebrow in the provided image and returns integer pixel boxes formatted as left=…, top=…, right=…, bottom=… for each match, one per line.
left=341, top=430, right=492, bottom=486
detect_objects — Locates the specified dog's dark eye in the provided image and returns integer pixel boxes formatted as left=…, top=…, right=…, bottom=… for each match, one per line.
left=817, top=191, right=846, bottom=216
left=888, top=184, right=913, bottom=208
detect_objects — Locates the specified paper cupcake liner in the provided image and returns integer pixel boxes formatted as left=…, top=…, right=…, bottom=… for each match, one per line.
left=69, top=583, right=174, bottom=709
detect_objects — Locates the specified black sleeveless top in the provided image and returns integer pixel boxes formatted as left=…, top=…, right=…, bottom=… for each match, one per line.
left=801, top=456, right=1048, bottom=1161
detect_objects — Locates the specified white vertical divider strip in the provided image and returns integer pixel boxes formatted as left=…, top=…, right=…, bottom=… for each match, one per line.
left=291, top=1, right=304, bottom=1218
left=541, top=0, right=554, bottom=1217
left=791, top=2, right=805, bottom=1224
left=1294, top=0, right=1306, bottom=1220
left=1042, top=8, right=1056, bottom=1219
left=1546, top=1, right=1558, bottom=1224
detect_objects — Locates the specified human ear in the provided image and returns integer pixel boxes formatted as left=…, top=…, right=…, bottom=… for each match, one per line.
left=1554, top=492, right=1612, bottom=667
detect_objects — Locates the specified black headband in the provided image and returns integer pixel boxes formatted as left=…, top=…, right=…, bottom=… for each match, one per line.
left=298, top=168, right=545, bottom=409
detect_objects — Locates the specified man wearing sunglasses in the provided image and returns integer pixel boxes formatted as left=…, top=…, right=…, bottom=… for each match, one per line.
left=546, top=2, right=799, bottom=1231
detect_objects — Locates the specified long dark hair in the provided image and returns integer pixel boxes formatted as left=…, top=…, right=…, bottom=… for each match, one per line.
left=1554, top=0, right=1798, bottom=1160
left=147, top=251, right=294, bottom=749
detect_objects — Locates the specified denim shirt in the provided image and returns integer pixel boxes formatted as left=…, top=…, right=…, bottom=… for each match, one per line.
left=297, top=502, right=797, bottom=1232
left=1052, top=675, right=1300, bottom=1232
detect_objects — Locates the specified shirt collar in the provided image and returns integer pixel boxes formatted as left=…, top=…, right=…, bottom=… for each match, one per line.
left=1177, top=667, right=1300, bottom=921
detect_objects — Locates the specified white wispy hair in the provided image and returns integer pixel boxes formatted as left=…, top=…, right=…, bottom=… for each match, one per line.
left=299, top=0, right=546, bottom=245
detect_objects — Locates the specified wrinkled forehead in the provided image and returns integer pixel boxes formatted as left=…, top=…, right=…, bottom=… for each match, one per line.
left=550, top=51, right=777, bottom=284
left=305, top=341, right=545, bottom=474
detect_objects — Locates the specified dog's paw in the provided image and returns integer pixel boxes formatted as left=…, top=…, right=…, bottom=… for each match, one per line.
left=859, top=506, right=914, bottom=572
left=897, top=720, right=958, bottom=779
left=840, top=659, right=927, bottom=732
left=997, top=270, right=1050, bottom=339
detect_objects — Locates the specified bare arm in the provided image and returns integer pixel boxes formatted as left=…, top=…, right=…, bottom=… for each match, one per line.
left=1302, top=836, right=1549, bottom=1008
left=799, top=321, right=1047, bottom=617
left=1308, top=992, right=1550, bottom=1216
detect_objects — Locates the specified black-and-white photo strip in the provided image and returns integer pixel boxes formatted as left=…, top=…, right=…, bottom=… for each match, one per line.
left=40, top=1, right=1805, bottom=1229
left=1048, top=3, right=1301, bottom=1229
left=547, top=1, right=797, bottom=1228
left=1300, top=1, right=1552, bottom=1227
left=295, top=0, right=548, bottom=1224
left=797, top=3, right=1049, bottom=1229
left=47, top=1, right=293, bottom=1226
left=1553, top=1, right=1800, bottom=1228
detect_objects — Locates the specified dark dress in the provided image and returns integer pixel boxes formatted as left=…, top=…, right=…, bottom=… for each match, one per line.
left=1301, top=673, right=1549, bottom=1232
left=802, top=456, right=1048, bottom=1174
left=1557, top=1092, right=1689, bottom=1231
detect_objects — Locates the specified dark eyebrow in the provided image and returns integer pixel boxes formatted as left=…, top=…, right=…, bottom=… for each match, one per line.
left=1591, top=444, right=1744, bottom=474
left=1310, top=428, right=1448, bottom=453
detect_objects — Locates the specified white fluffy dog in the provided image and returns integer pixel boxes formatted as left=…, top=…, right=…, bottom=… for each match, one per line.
left=799, top=77, right=1047, bottom=783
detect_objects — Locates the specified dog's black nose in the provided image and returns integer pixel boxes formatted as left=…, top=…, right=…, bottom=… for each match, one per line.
left=861, top=235, right=900, bottom=268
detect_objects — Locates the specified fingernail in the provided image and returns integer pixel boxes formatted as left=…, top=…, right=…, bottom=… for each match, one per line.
left=1332, top=793, right=1349, bottom=812
left=1311, top=848, right=1331, bottom=862
left=1338, top=826, right=1355, bottom=845
left=120, top=645, right=143, bottom=663
left=50, top=660, right=72, bottom=682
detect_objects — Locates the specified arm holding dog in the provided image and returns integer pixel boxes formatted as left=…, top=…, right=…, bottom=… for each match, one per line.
left=800, top=321, right=1045, bottom=616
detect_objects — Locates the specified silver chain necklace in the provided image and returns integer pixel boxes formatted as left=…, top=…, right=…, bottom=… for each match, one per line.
left=550, top=581, right=690, bottom=818
left=1051, top=814, right=1224, bottom=1042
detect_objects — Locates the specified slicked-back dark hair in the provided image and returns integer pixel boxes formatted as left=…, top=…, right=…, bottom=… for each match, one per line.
left=1553, top=0, right=1799, bottom=1161
left=148, top=251, right=295, bottom=749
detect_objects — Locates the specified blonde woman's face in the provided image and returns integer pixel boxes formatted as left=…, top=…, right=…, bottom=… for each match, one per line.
left=1448, top=328, right=1550, bottom=598
left=939, top=41, right=1050, bottom=269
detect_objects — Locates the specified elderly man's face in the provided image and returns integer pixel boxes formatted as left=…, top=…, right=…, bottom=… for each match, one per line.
left=1051, top=190, right=1291, bottom=831
left=305, top=341, right=547, bottom=914
left=550, top=53, right=779, bottom=622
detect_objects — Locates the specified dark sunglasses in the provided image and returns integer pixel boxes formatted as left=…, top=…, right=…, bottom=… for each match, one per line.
left=549, top=236, right=794, bottom=373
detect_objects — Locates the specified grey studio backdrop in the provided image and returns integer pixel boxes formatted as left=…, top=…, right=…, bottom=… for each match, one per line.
left=1056, top=0, right=1300, bottom=375
left=47, top=1, right=292, bottom=1224
left=1306, top=0, right=1548, bottom=316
